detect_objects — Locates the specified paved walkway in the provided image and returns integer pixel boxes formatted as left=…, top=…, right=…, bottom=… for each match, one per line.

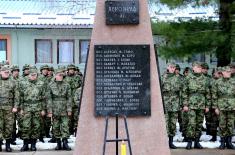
left=0, top=149, right=234, bottom=155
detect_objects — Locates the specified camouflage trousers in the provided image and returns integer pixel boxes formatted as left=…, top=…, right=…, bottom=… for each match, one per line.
left=21, top=111, right=41, bottom=139
left=165, top=111, right=178, bottom=136
left=186, top=109, right=204, bottom=139
left=69, top=106, right=79, bottom=135
left=219, top=110, right=234, bottom=137
left=53, top=115, right=70, bottom=139
left=180, top=111, right=189, bottom=138
left=0, top=108, right=14, bottom=139
left=205, top=108, right=219, bottom=135
left=40, top=116, right=51, bottom=137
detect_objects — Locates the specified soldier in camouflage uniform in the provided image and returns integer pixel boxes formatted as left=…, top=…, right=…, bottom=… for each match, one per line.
left=162, top=63, right=182, bottom=149
left=0, top=66, right=20, bottom=152
left=182, top=62, right=211, bottom=149
left=65, top=64, right=82, bottom=136
left=47, top=68, right=72, bottom=151
left=38, top=65, right=50, bottom=141
left=16, top=68, right=46, bottom=151
left=10, top=65, right=20, bottom=145
left=211, top=66, right=235, bottom=149
left=22, top=64, right=30, bottom=80
left=48, top=66, right=54, bottom=81
left=73, top=87, right=82, bottom=136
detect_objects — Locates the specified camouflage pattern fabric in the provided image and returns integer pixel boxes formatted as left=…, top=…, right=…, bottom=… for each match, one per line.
left=161, top=72, right=182, bottom=136
left=182, top=72, right=211, bottom=139
left=17, top=78, right=46, bottom=139
left=47, top=80, right=72, bottom=139
left=0, top=77, right=20, bottom=139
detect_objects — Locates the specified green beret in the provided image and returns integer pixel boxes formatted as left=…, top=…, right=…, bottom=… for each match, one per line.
left=67, top=64, right=76, bottom=70
left=40, top=65, right=49, bottom=71
left=11, top=65, right=20, bottom=72
left=23, top=64, right=30, bottom=71
left=192, top=61, right=201, bottom=67
left=201, top=63, right=209, bottom=69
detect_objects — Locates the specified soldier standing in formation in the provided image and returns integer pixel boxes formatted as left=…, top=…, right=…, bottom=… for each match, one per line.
left=16, top=68, right=46, bottom=151
left=47, top=68, right=72, bottom=151
left=0, top=66, right=19, bottom=152
left=161, top=63, right=182, bottom=149
left=182, top=62, right=211, bottom=149
left=65, top=64, right=82, bottom=136
left=212, top=66, right=235, bottom=149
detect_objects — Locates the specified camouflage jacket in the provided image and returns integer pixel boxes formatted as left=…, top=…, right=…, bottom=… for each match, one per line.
left=47, top=80, right=72, bottom=116
left=161, top=73, right=183, bottom=112
left=64, top=75, right=82, bottom=106
left=17, top=79, right=46, bottom=112
left=182, top=72, right=211, bottom=110
left=0, top=77, right=20, bottom=109
left=74, top=87, right=82, bottom=111
left=211, top=77, right=235, bottom=110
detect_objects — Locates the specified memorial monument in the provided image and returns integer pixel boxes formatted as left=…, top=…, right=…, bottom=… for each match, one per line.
left=74, top=0, right=170, bottom=154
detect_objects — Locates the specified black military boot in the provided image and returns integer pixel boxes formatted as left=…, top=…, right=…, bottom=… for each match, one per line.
left=62, top=138, right=71, bottom=151
left=226, top=136, right=235, bottom=149
left=11, top=132, right=17, bottom=145
left=39, top=135, right=44, bottom=143
left=219, top=137, right=226, bottom=149
left=186, top=138, right=192, bottom=150
left=0, top=140, right=2, bottom=152
left=168, top=136, right=177, bottom=149
left=194, top=137, right=203, bottom=149
left=21, top=139, right=29, bottom=151
left=48, top=136, right=56, bottom=143
left=210, top=134, right=217, bottom=142
left=55, top=138, right=62, bottom=150
left=30, top=139, right=37, bottom=151
left=5, top=139, right=12, bottom=152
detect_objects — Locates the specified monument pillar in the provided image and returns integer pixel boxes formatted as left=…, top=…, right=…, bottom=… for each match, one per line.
left=74, top=0, right=170, bottom=154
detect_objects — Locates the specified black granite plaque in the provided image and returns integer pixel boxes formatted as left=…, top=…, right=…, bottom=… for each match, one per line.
left=95, top=45, right=150, bottom=116
left=105, top=0, right=139, bottom=25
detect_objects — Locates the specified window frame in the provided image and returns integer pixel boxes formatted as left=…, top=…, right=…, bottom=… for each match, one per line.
left=57, top=39, right=75, bottom=64
left=0, top=39, right=7, bottom=61
left=79, top=39, right=90, bottom=64
left=35, top=39, right=53, bottom=64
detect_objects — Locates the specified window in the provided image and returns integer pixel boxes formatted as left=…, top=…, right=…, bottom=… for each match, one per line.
left=79, top=40, right=90, bottom=63
left=58, top=40, right=74, bottom=64
left=0, top=39, right=7, bottom=62
left=188, top=53, right=205, bottom=63
left=35, top=39, right=52, bottom=63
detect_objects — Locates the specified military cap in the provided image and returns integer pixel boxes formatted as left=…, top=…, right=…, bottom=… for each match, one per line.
left=201, top=63, right=209, bottom=69
left=167, top=62, right=176, bottom=67
left=55, top=68, right=64, bottom=74
left=49, top=66, right=54, bottom=72
left=192, top=61, right=201, bottom=67
left=229, top=63, right=235, bottom=68
left=221, top=66, right=231, bottom=72
left=11, top=65, right=20, bottom=72
left=23, top=64, right=30, bottom=71
left=67, top=64, right=76, bottom=70
left=216, top=67, right=222, bottom=72
left=1, top=65, right=10, bottom=71
left=29, top=68, right=38, bottom=74
left=175, top=64, right=181, bottom=70
left=40, top=64, right=49, bottom=71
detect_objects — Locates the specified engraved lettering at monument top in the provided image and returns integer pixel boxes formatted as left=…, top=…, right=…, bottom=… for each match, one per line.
left=95, top=45, right=150, bottom=116
left=105, top=0, right=139, bottom=25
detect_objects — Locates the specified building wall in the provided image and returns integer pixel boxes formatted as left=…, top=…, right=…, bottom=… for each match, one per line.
left=1, top=28, right=92, bottom=73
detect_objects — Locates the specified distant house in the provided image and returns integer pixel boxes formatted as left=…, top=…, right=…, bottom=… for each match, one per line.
left=0, top=0, right=96, bottom=72
left=0, top=0, right=219, bottom=74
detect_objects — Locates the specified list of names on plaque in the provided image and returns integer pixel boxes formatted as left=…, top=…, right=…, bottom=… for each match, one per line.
left=95, top=45, right=150, bottom=116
